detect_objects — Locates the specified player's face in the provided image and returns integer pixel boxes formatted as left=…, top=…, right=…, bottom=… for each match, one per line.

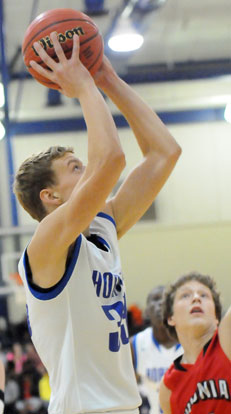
left=52, top=153, right=85, bottom=202
left=168, top=280, right=218, bottom=334
left=146, top=286, right=165, bottom=326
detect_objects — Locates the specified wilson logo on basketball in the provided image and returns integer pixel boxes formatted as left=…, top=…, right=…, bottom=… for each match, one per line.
left=32, top=26, right=85, bottom=56
left=22, top=8, right=104, bottom=86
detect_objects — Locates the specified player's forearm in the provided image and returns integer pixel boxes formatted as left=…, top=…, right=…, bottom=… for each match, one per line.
left=79, top=83, right=124, bottom=163
left=100, top=73, right=181, bottom=158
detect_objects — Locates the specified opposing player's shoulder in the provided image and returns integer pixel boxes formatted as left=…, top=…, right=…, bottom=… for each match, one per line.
left=159, top=377, right=172, bottom=414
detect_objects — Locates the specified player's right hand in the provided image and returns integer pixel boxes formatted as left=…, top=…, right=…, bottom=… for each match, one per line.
left=30, top=32, right=94, bottom=98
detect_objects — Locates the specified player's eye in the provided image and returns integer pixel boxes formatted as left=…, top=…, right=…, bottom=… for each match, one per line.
left=181, top=292, right=190, bottom=298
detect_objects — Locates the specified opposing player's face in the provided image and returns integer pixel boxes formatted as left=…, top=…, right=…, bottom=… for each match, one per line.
left=146, top=286, right=165, bottom=326
left=168, top=280, right=218, bottom=333
left=52, top=153, right=85, bottom=202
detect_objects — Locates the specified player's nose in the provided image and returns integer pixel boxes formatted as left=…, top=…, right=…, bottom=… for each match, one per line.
left=192, top=292, right=201, bottom=302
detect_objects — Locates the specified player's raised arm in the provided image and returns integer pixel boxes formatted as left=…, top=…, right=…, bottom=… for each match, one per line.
left=218, top=306, right=231, bottom=360
left=94, top=57, right=181, bottom=238
left=14, top=34, right=125, bottom=286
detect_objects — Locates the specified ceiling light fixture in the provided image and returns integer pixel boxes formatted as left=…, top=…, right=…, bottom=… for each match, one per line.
left=108, top=18, right=144, bottom=52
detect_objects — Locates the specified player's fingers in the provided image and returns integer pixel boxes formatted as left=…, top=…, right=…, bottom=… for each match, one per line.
left=33, top=41, right=57, bottom=70
left=29, top=59, right=54, bottom=80
left=71, top=34, right=80, bottom=61
left=50, top=32, right=66, bottom=63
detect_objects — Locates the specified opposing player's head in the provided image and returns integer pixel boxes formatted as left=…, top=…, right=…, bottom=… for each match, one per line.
left=145, top=285, right=165, bottom=327
left=162, top=271, right=222, bottom=341
left=13, top=145, right=83, bottom=221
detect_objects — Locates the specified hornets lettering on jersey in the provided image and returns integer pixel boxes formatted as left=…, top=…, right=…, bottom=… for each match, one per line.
left=92, top=270, right=129, bottom=352
left=92, top=270, right=123, bottom=298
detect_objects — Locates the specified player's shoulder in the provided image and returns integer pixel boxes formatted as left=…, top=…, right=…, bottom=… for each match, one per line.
left=94, top=202, right=117, bottom=228
left=134, top=326, right=152, bottom=342
left=90, top=211, right=117, bottom=238
left=131, top=327, right=153, bottom=355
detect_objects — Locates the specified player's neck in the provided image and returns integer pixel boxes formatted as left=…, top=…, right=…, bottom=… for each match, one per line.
left=178, top=327, right=215, bottom=364
left=152, top=325, right=176, bottom=348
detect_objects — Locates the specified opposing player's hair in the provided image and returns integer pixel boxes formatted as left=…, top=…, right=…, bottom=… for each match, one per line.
left=162, top=271, right=222, bottom=340
left=13, top=145, right=74, bottom=222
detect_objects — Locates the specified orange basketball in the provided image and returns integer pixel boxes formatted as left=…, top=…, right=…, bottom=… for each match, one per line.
left=22, top=8, right=104, bottom=89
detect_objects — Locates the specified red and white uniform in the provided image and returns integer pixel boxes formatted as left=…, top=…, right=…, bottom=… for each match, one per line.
left=164, top=330, right=231, bottom=414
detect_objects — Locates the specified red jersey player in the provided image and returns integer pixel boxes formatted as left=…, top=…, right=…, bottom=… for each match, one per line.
left=159, top=271, right=231, bottom=414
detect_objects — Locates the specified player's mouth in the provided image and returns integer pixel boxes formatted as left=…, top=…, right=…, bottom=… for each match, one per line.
left=190, top=306, right=203, bottom=314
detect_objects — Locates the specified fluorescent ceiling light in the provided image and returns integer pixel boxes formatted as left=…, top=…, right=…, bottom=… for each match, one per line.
left=108, top=33, right=143, bottom=52
left=0, top=122, right=5, bottom=140
left=108, top=18, right=144, bottom=52
left=0, top=83, right=5, bottom=108
left=224, top=103, right=231, bottom=123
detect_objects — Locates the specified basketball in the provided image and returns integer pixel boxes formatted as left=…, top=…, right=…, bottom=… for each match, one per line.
left=22, top=8, right=104, bottom=89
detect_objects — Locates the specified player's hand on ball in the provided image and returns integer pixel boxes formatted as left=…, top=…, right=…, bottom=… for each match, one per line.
left=30, top=33, right=93, bottom=98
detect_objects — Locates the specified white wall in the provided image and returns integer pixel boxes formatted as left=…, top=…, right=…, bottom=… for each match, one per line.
left=119, top=220, right=231, bottom=311
left=156, top=121, right=231, bottom=224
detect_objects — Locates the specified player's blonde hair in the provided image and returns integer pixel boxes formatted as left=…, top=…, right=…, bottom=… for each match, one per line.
left=162, top=271, right=222, bottom=340
left=13, top=145, right=74, bottom=222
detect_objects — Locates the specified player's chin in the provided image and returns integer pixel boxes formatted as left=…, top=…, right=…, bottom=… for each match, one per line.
left=189, top=314, right=206, bottom=324
left=190, top=311, right=204, bottom=317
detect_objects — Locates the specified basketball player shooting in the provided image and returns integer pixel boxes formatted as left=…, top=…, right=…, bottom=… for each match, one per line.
left=14, top=33, right=181, bottom=414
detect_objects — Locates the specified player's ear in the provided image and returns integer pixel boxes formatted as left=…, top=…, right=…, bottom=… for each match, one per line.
left=167, top=315, right=176, bottom=327
left=40, top=189, right=61, bottom=205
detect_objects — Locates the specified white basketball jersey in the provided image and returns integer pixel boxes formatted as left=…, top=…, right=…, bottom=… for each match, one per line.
left=19, top=212, right=141, bottom=414
left=132, top=327, right=182, bottom=414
